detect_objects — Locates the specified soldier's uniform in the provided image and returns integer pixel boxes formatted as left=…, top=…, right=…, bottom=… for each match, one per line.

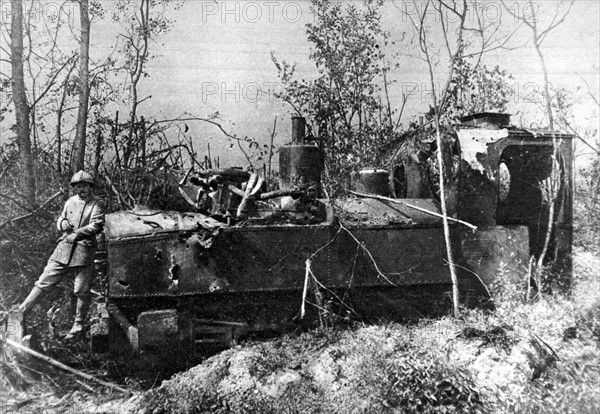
left=36, top=192, right=104, bottom=290
left=15, top=171, right=105, bottom=341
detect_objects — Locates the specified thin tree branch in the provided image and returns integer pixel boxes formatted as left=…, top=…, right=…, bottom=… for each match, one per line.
left=1, top=337, right=132, bottom=395
left=0, top=190, right=64, bottom=230
left=337, top=220, right=396, bottom=286
left=31, top=55, right=77, bottom=107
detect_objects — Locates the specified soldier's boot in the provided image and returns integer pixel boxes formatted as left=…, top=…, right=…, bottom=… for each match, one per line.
left=4, top=287, right=44, bottom=345
left=19, top=286, right=45, bottom=314
left=5, top=306, right=25, bottom=343
left=64, top=296, right=90, bottom=343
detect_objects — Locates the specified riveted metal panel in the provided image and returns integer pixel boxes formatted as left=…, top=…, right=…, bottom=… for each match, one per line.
left=461, top=226, right=529, bottom=288
left=329, top=226, right=451, bottom=287
left=108, top=224, right=333, bottom=298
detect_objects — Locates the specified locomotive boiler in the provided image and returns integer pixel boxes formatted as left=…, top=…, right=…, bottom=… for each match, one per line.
left=88, top=114, right=573, bottom=368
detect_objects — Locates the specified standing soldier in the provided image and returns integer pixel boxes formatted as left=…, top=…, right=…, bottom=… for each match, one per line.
left=12, top=171, right=105, bottom=342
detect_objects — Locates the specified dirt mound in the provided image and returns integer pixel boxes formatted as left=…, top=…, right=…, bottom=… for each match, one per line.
left=3, top=312, right=599, bottom=413
left=131, top=325, right=484, bottom=414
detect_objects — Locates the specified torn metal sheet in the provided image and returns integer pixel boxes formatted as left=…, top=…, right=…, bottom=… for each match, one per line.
left=457, top=128, right=509, bottom=177
left=105, top=208, right=223, bottom=238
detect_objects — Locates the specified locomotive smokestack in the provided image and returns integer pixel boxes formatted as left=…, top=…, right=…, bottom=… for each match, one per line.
left=279, top=117, right=322, bottom=193
left=291, top=116, right=306, bottom=143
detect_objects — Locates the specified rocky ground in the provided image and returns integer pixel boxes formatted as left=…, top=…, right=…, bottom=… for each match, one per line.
left=1, top=248, right=599, bottom=413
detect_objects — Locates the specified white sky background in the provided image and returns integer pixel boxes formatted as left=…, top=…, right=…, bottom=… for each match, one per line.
left=1, top=0, right=599, bottom=167
left=122, top=0, right=600, bottom=166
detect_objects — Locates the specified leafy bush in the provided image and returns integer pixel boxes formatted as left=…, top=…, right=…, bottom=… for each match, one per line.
left=496, top=355, right=600, bottom=414
left=342, top=325, right=486, bottom=414
left=488, top=260, right=530, bottom=307
left=576, top=299, right=600, bottom=343
left=272, top=0, right=403, bottom=195
left=97, top=166, right=190, bottom=212
left=380, top=356, right=483, bottom=413
left=575, top=157, right=600, bottom=251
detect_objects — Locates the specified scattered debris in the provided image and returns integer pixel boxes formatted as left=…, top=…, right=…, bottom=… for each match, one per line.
left=1, top=337, right=131, bottom=395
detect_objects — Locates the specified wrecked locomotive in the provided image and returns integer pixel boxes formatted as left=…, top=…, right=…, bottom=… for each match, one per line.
left=58, top=115, right=579, bottom=366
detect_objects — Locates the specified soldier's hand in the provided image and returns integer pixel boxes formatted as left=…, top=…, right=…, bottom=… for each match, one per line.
left=61, top=220, right=74, bottom=232
left=64, top=233, right=78, bottom=243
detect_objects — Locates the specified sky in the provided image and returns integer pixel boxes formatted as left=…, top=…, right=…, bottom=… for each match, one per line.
left=1, top=0, right=599, bottom=167
left=141, top=0, right=600, bottom=165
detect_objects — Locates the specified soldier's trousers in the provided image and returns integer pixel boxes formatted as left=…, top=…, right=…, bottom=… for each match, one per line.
left=34, top=260, right=94, bottom=299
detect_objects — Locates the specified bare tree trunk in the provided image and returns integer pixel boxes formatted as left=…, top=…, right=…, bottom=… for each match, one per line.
left=405, top=0, right=468, bottom=316
left=94, top=129, right=103, bottom=178
left=534, top=42, right=559, bottom=271
left=124, top=0, right=151, bottom=168
left=10, top=0, right=36, bottom=204
left=427, top=64, right=460, bottom=317
left=56, top=68, right=73, bottom=174
left=268, top=116, right=277, bottom=181
left=57, top=113, right=62, bottom=174
left=31, top=93, right=38, bottom=153
left=140, top=116, right=146, bottom=167
left=71, top=0, right=91, bottom=173
left=124, top=98, right=137, bottom=168
left=111, top=111, right=121, bottom=169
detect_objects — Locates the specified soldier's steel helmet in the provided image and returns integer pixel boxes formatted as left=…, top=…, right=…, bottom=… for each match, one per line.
left=70, top=170, right=94, bottom=187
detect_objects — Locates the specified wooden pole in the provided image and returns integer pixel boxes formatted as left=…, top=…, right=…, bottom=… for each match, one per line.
left=1, top=337, right=132, bottom=395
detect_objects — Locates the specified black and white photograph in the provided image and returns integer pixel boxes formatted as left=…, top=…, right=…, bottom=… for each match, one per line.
left=0, top=0, right=598, bottom=412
